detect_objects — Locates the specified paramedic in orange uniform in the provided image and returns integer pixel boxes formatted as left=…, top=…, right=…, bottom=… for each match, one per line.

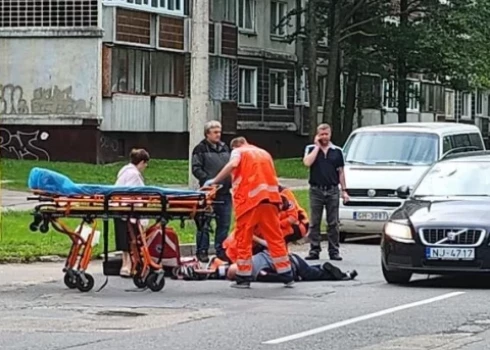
left=278, top=186, right=309, bottom=243
left=204, top=137, right=294, bottom=288
left=223, top=186, right=309, bottom=263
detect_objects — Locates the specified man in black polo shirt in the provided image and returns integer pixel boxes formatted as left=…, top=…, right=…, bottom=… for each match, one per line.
left=303, top=123, right=349, bottom=261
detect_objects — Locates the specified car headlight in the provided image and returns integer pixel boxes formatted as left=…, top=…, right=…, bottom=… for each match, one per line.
left=384, top=221, right=414, bottom=242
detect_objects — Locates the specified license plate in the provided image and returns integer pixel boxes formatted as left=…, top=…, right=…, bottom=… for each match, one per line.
left=353, top=211, right=388, bottom=221
left=425, top=247, right=475, bottom=260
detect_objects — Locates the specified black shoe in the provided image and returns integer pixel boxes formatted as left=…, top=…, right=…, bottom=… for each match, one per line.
left=348, top=270, right=358, bottom=280
left=305, top=252, right=320, bottom=260
left=231, top=276, right=251, bottom=289
left=197, top=250, right=210, bottom=263
left=330, top=254, right=343, bottom=261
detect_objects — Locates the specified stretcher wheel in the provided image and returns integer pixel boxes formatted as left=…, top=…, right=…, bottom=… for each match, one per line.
left=133, top=274, right=147, bottom=289
left=76, top=273, right=94, bottom=292
left=29, top=223, right=39, bottom=232
left=64, top=273, right=77, bottom=289
left=39, top=223, right=49, bottom=234
left=145, top=272, right=165, bottom=292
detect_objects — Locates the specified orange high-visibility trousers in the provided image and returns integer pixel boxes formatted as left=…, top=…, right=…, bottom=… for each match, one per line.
left=235, top=203, right=292, bottom=278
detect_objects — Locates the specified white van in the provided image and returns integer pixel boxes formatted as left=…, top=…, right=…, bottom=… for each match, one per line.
left=339, top=122, right=486, bottom=239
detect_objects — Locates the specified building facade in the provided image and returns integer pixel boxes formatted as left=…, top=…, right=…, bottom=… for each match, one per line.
left=0, top=0, right=488, bottom=163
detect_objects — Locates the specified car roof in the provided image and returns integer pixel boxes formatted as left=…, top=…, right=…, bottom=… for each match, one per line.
left=351, top=122, right=480, bottom=135
left=441, top=150, right=490, bottom=163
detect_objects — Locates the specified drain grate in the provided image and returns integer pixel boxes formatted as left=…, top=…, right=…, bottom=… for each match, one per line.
left=96, top=310, right=146, bottom=317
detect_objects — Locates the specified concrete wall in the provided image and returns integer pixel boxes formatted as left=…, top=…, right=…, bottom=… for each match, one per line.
left=356, top=109, right=436, bottom=128
left=0, top=37, right=101, bottom=125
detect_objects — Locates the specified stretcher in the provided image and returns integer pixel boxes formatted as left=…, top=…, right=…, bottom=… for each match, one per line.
left=26, top=167, right=220, bottom=293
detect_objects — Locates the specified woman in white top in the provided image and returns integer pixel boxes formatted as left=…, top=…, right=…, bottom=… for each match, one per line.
left=114, top=148, right=150, bottom=277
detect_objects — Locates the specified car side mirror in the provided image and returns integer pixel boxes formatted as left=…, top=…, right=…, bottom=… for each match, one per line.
left=396, top=185, right=411, bottom=199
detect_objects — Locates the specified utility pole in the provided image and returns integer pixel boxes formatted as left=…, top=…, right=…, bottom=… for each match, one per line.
left=188, top=0, right=210, bottom=188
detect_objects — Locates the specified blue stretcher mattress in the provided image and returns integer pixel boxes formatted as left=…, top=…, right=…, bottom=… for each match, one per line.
left=28, top=167, right=206, bottom=197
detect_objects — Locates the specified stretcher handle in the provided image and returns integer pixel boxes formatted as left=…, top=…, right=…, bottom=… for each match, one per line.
left=27, top=196, right=54, bottom=202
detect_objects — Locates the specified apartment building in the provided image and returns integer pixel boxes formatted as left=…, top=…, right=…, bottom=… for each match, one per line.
left=0, top=0, right=487, bottom=163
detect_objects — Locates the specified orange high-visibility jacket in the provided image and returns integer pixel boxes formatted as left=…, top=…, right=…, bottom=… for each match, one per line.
left=279, top=187, right=309, bottom=237
left=231, top=144, right=282, bottom=219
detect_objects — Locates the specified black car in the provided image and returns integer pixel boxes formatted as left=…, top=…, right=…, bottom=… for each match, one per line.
left=381, top=151, right=490, bottom=284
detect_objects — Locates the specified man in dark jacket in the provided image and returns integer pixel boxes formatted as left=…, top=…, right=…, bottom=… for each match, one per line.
left=192, top=120, right=232, bottom=262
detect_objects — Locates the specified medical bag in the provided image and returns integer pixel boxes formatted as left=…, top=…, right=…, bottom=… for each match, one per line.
left=146, top=225, right=181, bottom=267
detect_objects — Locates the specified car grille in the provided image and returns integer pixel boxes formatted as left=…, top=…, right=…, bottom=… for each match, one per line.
left=344, top=201, right=402, bottom=208
left=348, top=189, right=398, bottom=198
left=420, top=228, right=485, bottom=246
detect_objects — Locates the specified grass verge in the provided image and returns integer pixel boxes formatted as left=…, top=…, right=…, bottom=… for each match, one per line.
left=1, top=158, right=307, bottom=191
left=0, top=190, right=314, bottom=262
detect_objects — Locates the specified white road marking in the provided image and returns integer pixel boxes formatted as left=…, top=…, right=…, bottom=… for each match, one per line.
left=263, top=291, right=466, bottom=345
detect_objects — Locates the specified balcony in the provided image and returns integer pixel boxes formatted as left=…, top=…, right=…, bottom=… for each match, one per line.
left=103, top=0, right=185, bottom=17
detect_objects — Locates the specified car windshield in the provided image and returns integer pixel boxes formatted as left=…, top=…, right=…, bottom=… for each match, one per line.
left=413, top=161, right=490, bottom=197
left=343, top=131, right=439, bottom=165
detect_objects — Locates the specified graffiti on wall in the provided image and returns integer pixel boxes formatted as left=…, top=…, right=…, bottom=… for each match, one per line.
left=31, top=86, right=90, bottom=114
left=100, top=136, right=119, bottom=152
left=0, top=128, right=50, bottom=161
left=0, top=84, right=91, bottom=115
left=0, top=84, right=29, bottom=115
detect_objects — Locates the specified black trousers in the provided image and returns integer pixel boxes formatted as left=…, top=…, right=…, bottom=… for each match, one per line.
left=308, top=186, right=340, bottom=256
left=113, top=219, right=138, bottom=252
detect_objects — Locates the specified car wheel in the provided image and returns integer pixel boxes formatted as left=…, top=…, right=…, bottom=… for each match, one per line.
left=382, top=261, right=412, bottom=285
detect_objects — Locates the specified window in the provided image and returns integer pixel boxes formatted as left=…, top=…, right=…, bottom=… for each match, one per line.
left=111, top=47, right=184, bottom=97
left=212, top=0, right=236, bottom=23
left=421, top=84, right=444, bottom=113
left=0, top=0, right=98, bottom=28
left=300, top=68, right=326, bottom=106
left=269, top=70, right=287, bottom=108
left=407, top=81, right=420, bottom=112
left=112, top=48, right=150, bottom=94
left=382, top=79, right=397, bottom=110
left=150, top=51, right=185, bottom=96
left=442, top=136, right=452, bottom=154
left=469, top=133, right=485, bottom=150
left=344, top=131, right=439, bottom=165
left=359, top=75, right=382, bottom=109
left=476, top=91, right=483, bottom=115
left=270, top=1, right=287, bottom=36
left=238, top=66, right=257, bottom=106
left=103, top=0, right=183, bottom=16
left=210, top=57, right=236, bottom=101
left=413, top=162, right=490, bottom=197
left=237, top=0, right=255, bottom=32
left=445, top=90, right=455, bottom=119
left=342, top=131, right=439, bottom=165
left=462, top=92, right=471, bottom=119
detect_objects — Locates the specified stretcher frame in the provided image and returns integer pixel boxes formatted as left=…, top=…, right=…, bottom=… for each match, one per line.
left=27, top=186, right=220, bottom=293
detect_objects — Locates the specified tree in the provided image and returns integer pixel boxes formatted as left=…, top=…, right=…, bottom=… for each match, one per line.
left=375, top=0, right=490, bottom=122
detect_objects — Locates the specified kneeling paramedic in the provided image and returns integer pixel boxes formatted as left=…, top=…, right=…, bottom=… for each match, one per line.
left=204, top=137, right=294, bottom=289
left=278, top=185, right=309, bottom=244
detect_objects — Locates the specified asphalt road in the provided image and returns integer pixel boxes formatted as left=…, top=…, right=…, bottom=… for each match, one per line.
left=2, top=239, right=490, bottom=350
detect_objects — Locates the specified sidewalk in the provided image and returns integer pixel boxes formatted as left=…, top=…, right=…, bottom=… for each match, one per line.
left=0, top=178, right=308, bottom=212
